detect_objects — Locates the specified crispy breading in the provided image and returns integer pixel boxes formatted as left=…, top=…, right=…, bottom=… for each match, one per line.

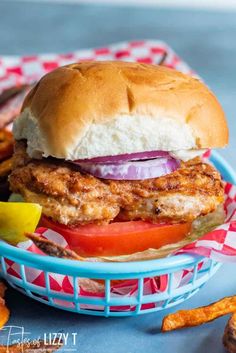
left=9, top=142, right=224, bottom=226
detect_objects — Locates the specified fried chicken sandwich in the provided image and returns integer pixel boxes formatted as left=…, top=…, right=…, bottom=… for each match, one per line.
left=9, top=61, right=228, bottom=261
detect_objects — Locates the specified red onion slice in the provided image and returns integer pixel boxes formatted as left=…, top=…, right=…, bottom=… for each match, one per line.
left=74, top=150, right=170, bottom=164
left=76, top=157, right=180, bottom=180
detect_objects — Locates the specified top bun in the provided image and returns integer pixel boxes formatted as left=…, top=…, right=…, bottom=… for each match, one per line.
left=14, top=61, right=228, bottom=160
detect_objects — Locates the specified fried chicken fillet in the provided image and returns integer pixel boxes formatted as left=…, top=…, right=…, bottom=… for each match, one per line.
left=9, top=142, right=225, bottom=226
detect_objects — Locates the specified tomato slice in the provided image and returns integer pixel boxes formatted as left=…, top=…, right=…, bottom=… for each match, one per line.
left=40, top=217, right=192, bottom=257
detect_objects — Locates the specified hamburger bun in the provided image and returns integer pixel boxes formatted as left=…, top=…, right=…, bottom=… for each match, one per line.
left=13, top=61, right=228, bottom=160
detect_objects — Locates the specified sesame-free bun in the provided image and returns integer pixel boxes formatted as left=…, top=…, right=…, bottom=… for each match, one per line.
left=14, top=61, right=228, bottom=160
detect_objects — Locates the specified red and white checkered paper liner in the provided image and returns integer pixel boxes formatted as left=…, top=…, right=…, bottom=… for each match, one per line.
left=1, top=41, right=236, bottom=311
left=0, top=40, right=194, bottom=95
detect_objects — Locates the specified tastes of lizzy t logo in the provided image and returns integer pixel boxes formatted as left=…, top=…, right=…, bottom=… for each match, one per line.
left=0, top=326, right=77, bottom=352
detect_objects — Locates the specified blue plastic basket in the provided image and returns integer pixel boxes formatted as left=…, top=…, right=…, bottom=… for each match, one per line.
left=0, top=151, right=235, bottom=317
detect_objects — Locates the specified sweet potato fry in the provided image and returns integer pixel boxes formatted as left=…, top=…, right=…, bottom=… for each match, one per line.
left=0, top=130, right=13, bottom=161
left=0, top=282, right=6, bottom=297
left=0, top=338, right=63, bottom=353
left=223, top=312, right=236, bottom=353
left=0, top=158, right=12, bottom=177
left=26, top=233, right=84, bottom=261
left=162, top=295, right=236, bottom=332
left=0, top=302, right=10, bottom=329
left=0, top=281, right=9, bottom=329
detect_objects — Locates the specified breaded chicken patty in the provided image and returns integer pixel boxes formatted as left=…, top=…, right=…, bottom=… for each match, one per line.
left=9, top=142, right=225, bottom=226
